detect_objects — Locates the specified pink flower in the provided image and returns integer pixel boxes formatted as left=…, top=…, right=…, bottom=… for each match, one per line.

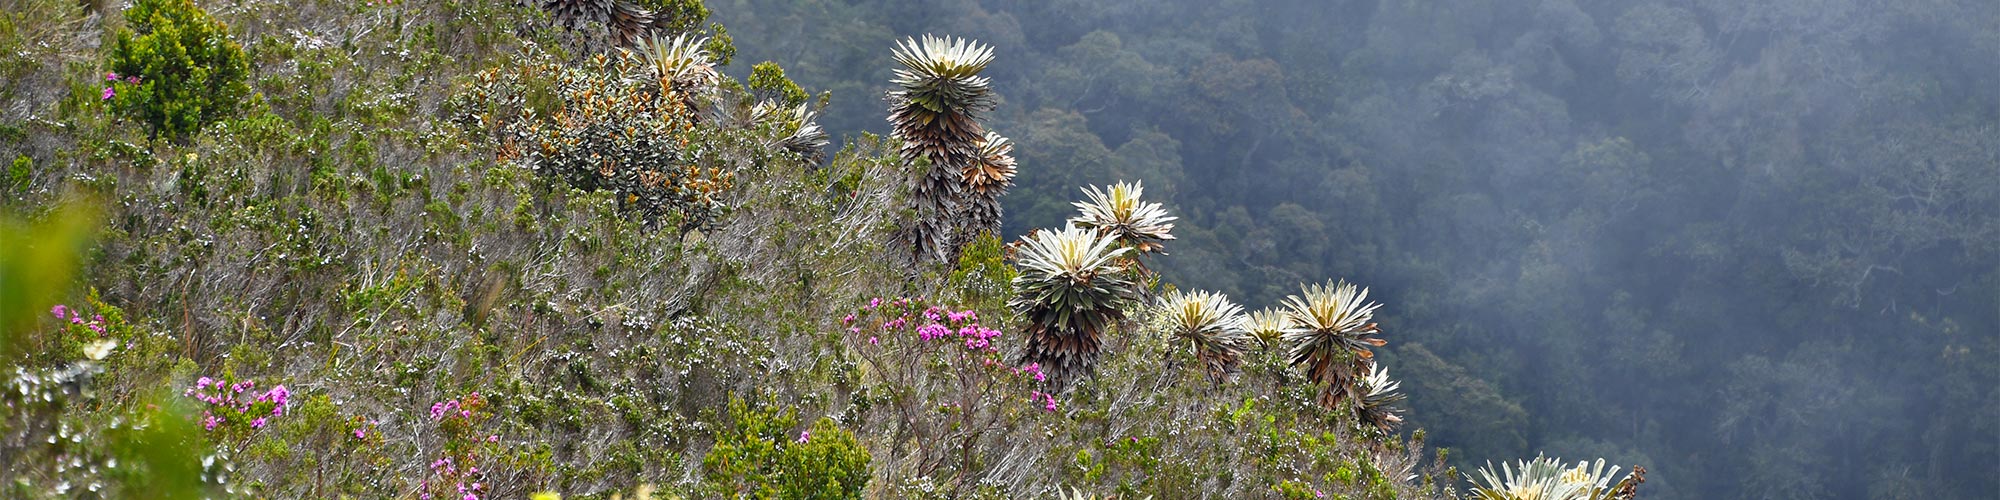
left=125, top=76, right=138, bottom=84
left=841, top=314, right=855, bottom=325
left=431, top=400, right=458, bottom=421
left=105, top=72, right=118, bottom=81
left=101, top=87, right=114, bottom=100
left=251, top=417, right=267, bottom=429
left=1031, top=391, right=1058, bottom=412
left=487, top=435, right=498, bottom=443
left=797, top=430, right=810, bottom=443
left=867, top=336, right=878, bottom=345
left=354, top=428, right=367, bottom=439
left=916, top=323, right=950, bottom=341
left=50, top=304, right=66, bottom=318
left=266, top=385, right=290, bottom=409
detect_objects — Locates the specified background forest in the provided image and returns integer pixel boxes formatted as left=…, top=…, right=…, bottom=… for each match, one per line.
left=713, top=1, right=1999, bottom=499
left=0, top=0, right=1993, bottom=499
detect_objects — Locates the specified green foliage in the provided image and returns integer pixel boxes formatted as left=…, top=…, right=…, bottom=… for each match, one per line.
left=100, top=392, right=211, bottom=499
left=6, top=155, right=26, bottom=192
left=946, top=232, right=1017, bottom=311
left=0, top=197, right=97, bottom=360
left=748, top=61, right=808, bottom=107
left=106, top=0, right=250, bottom=141
left=702, top=396, right=871, bottom=499
left=630, top=0, right=712, bottom=35
left=702, top=24, right=735, bottom=66
left=778, top=418, right=872, bottom=500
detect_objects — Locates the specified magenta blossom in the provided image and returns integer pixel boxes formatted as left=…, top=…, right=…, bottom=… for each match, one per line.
left=102, top=87, right=114, bottom=100
left=797, top=430, right=810, bottom=443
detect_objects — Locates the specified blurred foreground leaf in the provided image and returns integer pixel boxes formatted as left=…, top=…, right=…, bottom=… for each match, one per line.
left=0, top=197, right=99, bottom=364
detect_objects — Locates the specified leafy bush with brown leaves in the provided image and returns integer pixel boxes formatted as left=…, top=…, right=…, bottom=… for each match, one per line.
left=455, top=50, right=733, bottom=230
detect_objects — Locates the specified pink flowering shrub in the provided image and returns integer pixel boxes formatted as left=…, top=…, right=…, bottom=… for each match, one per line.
left=49, top=303, right=107, bottom=334
left=184, top=376, right=290, bottom=445
left=420, top=392, right=500, bottom=500
left=38, top=296, right=134, bottom=365
left=841, top=296, right=1054, bottom=487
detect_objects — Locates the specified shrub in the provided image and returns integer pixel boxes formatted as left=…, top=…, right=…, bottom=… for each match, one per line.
left=455, top=51, right=734, bottom=230
left=746, top=62, right=806, bottom=107
left=183, top=376, right=290, bottom=442
left=105, top=0, right=250, bottom=142
left=777, top=418, right=871, bottom=500
left=629, top=0, right=712, bottom=36
left=421, top=392, right=502, bottom=500
left=702, top=396, right=871, bottom=499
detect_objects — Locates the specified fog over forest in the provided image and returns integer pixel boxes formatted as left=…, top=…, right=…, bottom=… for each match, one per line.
left=715, top=1, right=1999, bottom=498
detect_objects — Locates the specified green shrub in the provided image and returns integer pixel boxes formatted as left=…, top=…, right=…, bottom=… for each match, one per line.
left=747, top=62, right=807, bottom=107
left=701, top=396, right=870, bottom=499
left=6, top=155, right=27, bottom=192
left=776, top=418, right=871, bottom=500
left=630, top=0, right=712, bottom=35
left=106, top=0, right=250, bottom=142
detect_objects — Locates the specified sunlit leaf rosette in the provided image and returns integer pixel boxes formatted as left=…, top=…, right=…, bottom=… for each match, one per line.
left=1155, top=289, right=1252, bottom=383
left=1280, top=279, right=1385, bottom=409
left=1070, top=181, right=1177, bottom=256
